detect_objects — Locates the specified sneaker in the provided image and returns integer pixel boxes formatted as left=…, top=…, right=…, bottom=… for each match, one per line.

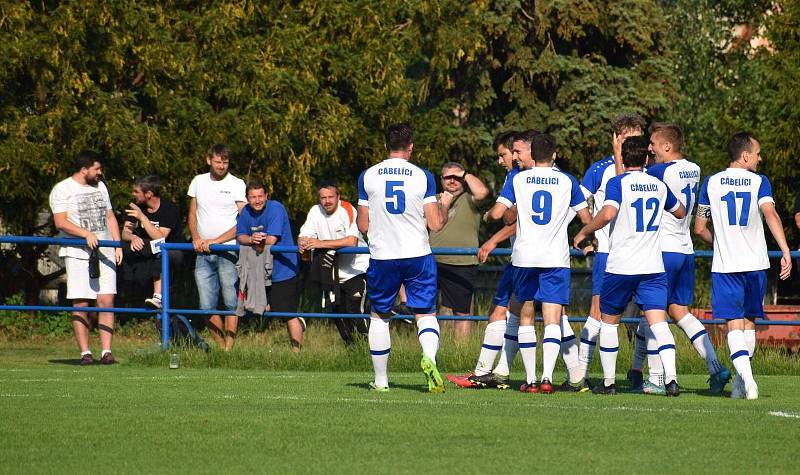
left=730, top=374, right=746, bottom=399
left=556, top=380, right=584, bottom=392
left=539, top=378, right=554, bottom=394
left=627, top=369, right=644, bottom=391
left=447, top=372, right=479, bottom=388
left=577, top=378, right=594, bottom=393
left=468, top=372, right=511, bottom=390
left=144, top=294, right=162, bottom=309
left=520, top=382, right=539, bottom=393
left=592, top=382, right=616, bottom=395
left=708, top=367, right=732, bottom=395
left=665, top=380, right=680, bottom=397
left=80, top=353, right=94, bottom=365
left=100, top=352, right=116, bottom=365
left=640, top=380, right=666, bottom=395
left=421, top=355, right=445, bottom=393
left=745, top=380, right=759, bottom=400
left=368, top=382, right=389, bottom=392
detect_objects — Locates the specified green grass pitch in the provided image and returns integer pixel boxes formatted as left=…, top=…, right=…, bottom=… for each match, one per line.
left=1, top=341, right=799, bottom=474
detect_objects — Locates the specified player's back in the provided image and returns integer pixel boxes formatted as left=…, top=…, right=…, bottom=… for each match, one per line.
left=647, top=159, right=701, bottom=254
left=358, top=158, right=436, bottom=260
left=605, top=171, right=678, bottom=275
left=581, top=156, right=616, bottom=253
left=699, top=168, right=772, bottom=273
left=498, top=167, right=587, bottom=268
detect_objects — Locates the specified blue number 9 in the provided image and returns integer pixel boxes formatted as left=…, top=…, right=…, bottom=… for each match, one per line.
left=531, top=190, right=552, bottom=224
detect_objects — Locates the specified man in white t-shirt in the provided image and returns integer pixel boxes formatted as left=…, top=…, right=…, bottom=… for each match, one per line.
left=574, top=136, right=686, bottom=396
left=187, top=144, right=246, bottom=351
left=357, top=123, right=453, bottom=392
left=298, top=181, right=370, bottom=345
left=49, top=151, right=123, bottom=365
left=695, top=132, right=792, bottom=400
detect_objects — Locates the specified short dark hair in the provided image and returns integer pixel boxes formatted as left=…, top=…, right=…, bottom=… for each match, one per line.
left=649, top=122, right=684, bottom=153
left=385, top=123, right=413, bottom=152
left=317, top=180, right=340, bottom=194
left=727, top=131, right=757, bottom=163
left=246, top=180, right=266, bottom=195
left=611, top=113, right=646, bottom=136
left=493, top=130, right=518, bottom=151
left=207, top=143, right=230, bottom=160
left=135, top=175, right=161, bottom=197
left=512, top=129, right=540, bottom=146
left=441, top=162, right=464, bottom=173
left=621, top=135, right=650, bottom=168
left=74, top=151, right=100, bottom=173
left=532, top=134, right=557, bottom=163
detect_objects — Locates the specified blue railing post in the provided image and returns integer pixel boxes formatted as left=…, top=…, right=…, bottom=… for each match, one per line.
left=160, top=242, right=170, bottom=349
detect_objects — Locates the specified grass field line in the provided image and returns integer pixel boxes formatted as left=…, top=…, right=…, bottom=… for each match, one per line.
left=209, top=391, right=796, bottom=420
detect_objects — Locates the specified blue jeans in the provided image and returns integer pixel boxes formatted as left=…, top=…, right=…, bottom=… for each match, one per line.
left=194, top=252, right=238, bottom=311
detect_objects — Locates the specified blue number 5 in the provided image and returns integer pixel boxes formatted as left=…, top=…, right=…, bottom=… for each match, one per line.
left=385, top=181, right=406, bottom=214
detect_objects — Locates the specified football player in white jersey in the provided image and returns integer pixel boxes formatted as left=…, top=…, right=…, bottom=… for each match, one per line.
left=694, top=132, right=792, bottom=400
left=488, top=132, right=591, bottom=393
left=576, top=113, right=646, bottom=389
left=574, top=136, right=686, bottom=396
left=357, top=123, right=454, bottom=393
left=642, top=123, right=731, bottom=395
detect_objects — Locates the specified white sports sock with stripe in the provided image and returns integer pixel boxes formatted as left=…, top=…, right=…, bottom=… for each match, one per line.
left=631, top=319, right=647, bottom=372
left=728, top=329, right=755, bottom=388
left=542, top=324, right=561, bottom=382
left=416, top=316, right=440, bottom=363
left=645, top=325, right=664, bottom=386
left=368, top=315, right=391, bottom=387
left=578, top=317, right=602, bottom=379
left=560, top=315, right=580, bottom=383
left=518, top=325, right=538, bottom=384
left=744, top=329, right=756, bottom=359
left=493, top=311, right=519, bottom=377
left=474, top=320, right=506, bottom=376
left=677, top=313, right=722, bottom=374
left=599, top=322, right=619, bottom=386
left=650, top=321, right=677, bottom=384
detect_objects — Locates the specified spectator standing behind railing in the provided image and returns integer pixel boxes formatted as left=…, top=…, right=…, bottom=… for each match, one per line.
left=236, top=180, right=303, bottom=352
left=298, top=181, right=370, bottom=346
left=48, top=151, right=123, bottom=365
left=428, top=162, right=491, bottom=340
left=120, top=175, right=182, bottom=310
left=187, top=144, right=246, bottom=351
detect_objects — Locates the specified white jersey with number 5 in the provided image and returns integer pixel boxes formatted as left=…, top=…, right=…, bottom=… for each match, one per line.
left=358, top=158, right=437, bottom=260
left=497, top=167, right=588, bottom=268
left=698, top=168, right=773, bottom=273
left=604, top=171, right=680, bottom=275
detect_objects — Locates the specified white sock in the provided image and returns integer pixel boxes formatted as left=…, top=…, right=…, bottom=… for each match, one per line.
left=744, top=329, right=756, bottom=360
left=728, top=329, right=755, bottom=388
left=645, top=326, right=664, bottom=386
left=368, top=316, right=391, bottom=387
left=101, top=349, right=112, bottom=357
left=650, top=321, right=677, bottom=384
left=677, top=313, right=722, bottom=374
left=81, top=350, right=92, bottom=357
left=518, top=325, right=538, bottom=384
left=542, top=324, right=561, bottom=382
left=631, top=319, right=647, bottom=372
left=416, top=316, right=440, bottom=363
left=578, top=317, right=602, bottom=379
left=153, top=292, right=162, bottom=299
left=474, top=320, right=506, bottom=376
left=599, top=322, right=619, bottom=386
left=560, top=315, right=580, bottom=383
left=494, top=311, right=519, bottom=377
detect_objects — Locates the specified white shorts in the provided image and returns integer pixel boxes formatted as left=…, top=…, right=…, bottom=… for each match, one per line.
left=65, top=252, right=117, bottom=300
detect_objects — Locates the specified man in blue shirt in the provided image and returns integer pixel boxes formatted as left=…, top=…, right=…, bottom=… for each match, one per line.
left=237, top=180, right=303, bottom=351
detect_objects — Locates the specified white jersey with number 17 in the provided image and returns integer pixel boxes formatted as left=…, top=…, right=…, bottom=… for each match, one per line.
left=698, top=168, right=773, bottom=273
left=358, top=158, right=437, bottom=260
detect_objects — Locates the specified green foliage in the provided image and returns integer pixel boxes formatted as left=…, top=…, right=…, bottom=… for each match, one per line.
left=0, top=293, right=72, bottom=337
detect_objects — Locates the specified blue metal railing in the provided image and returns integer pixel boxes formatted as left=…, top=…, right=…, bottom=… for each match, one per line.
left=0, top=235, right=798, bottom=349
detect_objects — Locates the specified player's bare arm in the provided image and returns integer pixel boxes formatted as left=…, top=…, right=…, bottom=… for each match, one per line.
left=477, top=222, right=516, bottom=263
left=356, top=205, right=369, bottom=234
left=761, top=201, right=792, bottom=280
left=425, top=191, right=453, bottom=232
left=573, top=204, right=617, bottom=249
left=693, top=204, right=713, bottom=245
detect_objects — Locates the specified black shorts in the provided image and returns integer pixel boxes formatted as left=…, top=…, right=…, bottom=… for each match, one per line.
left=437, top=263, right=478, bottom=314
left=266, top=276, right=299, bottom=314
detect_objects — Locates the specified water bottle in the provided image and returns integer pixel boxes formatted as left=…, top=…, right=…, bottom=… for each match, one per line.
left=169, top=352, right=180, bottom=369
left=89, top=249, right=101, bottom=279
